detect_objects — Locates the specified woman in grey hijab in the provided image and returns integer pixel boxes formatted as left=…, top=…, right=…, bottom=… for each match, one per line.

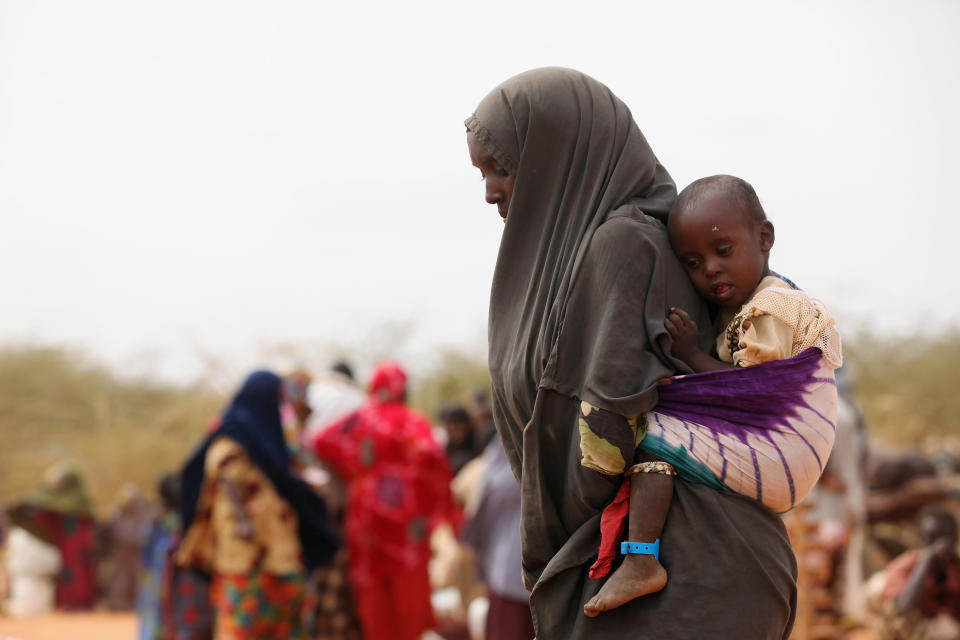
left=465, top=67, right=797, bottom=639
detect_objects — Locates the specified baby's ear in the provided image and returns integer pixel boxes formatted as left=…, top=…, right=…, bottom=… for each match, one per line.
left=759, top=220, right=775, bottom=252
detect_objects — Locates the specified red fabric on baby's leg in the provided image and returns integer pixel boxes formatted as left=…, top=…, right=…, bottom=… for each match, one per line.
left=588, top=478, right=631, bottom=579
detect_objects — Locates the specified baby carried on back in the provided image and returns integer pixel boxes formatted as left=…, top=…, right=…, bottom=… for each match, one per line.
left=648, top=276, right=841, bottom=513
left=583, top=174, right=842, bottom=617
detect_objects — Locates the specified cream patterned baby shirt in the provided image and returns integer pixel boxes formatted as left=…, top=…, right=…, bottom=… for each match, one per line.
left=715, top=275, right=842, bottom=369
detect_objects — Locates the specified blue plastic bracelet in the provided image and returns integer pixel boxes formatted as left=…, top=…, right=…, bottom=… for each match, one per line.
left=620, top=539, right=660, bottom=560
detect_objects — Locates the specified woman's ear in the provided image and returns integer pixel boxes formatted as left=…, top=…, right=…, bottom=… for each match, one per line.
left=759, top=221, right=775, bottom=252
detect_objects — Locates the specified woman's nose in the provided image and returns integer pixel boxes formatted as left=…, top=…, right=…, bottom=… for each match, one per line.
left=485, top=181, right=502, bottom=205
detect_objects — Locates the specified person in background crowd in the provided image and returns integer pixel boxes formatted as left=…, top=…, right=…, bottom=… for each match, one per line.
left=9, top=462, right=98, bottom=610
left=931, top=451, right=960, bottom=480
left=138, top=473, right=181, bottom=640
left=176, top=370, right=338, bottom=640
left=305, top=361, right=365, bottom=439
left=868, top=452, right=947, bottom=524
left=288, top=365, right=364, bottom=640
left=866, top=450, right=950, bottom=573
left=102, top=483, right=151, bottom=610
left=806, top=367, right=870, bottom=621
left=469, top=390, right=496, bottom=451
left=312, top=361, right=459, bottom=640
left=462, top=432, right=534, bottom=640
left=3, top=525, right=62, bottom=616
left=280, top=364, right=314, bottom=454
left=441, top=405, right=480, bottom=475
left=867, top=506, right=960, bottom=639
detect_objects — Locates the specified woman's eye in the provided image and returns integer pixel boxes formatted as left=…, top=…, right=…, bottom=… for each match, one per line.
left=717, top=245, right=732, bottom=256
left=493, top=166, right=510, bottom=178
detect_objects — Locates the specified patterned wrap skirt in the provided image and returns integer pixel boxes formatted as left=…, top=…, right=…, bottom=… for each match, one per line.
left=210, top=571, right=305, bottom=640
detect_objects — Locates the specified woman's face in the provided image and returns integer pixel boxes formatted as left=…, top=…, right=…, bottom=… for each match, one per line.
left=467, top=130, right=515, bottom=220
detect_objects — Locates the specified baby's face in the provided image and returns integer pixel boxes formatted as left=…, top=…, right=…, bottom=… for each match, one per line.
left=668, top=193, right=773, bottom=310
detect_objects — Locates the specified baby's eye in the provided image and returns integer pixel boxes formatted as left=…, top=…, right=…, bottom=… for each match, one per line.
left=717, top=245, right=732, bottom=256
left=684, top=258, right=700, bottom=269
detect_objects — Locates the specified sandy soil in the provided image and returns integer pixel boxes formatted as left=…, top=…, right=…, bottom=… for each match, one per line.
left=0, top=612, right=136, bottom=640
left=0, top=611, right=880, bottom=640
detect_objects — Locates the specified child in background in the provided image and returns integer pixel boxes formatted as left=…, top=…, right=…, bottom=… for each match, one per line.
left=137, top=474, right=180, bottom=640
left=585, top=175, right=842, bottom=616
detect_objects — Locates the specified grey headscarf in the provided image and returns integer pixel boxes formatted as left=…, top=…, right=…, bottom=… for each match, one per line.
left=467, top=67, right=685, bottom=474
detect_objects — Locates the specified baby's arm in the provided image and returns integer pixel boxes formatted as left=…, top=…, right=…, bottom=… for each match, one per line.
left=665, top=308, right=734, bottom=372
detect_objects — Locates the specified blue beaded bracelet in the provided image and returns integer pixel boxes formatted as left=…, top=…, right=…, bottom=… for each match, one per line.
left=620, top=539, right=660, bottom=560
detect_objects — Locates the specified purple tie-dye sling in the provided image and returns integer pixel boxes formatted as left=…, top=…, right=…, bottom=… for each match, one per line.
left=589, top=347, right=837, bottom=579
left=642, top=346, right=837, bottom=513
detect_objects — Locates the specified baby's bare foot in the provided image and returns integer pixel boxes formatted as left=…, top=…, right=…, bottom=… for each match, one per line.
left=583, top=554, right=667, bottom=617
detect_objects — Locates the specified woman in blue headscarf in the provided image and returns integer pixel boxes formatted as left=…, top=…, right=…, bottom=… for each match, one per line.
left=175, top=370, right=338, bottom=640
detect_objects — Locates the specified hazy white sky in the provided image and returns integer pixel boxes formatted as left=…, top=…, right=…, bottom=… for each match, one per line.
left=2, top=0, right=958, bottom=383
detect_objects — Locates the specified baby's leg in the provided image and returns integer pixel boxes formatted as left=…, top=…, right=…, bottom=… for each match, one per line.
left=583, top=461, right=674, bottom=617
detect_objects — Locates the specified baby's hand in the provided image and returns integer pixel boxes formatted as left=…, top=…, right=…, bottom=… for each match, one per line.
left=664, top=307, right=701, bottom=362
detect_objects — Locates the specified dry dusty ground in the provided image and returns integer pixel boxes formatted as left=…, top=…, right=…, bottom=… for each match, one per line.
left=0, top=611, right=880, bottom=640
left=0, top=612, right=136, bottom=640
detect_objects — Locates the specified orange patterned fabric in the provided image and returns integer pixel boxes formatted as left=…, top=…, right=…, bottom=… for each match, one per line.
left=176, top=437, right=303, bottom=575
left=210, top=571, right=305, bottom=640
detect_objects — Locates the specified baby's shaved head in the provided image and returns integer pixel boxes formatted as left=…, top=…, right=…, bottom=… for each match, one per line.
left=671, top=175, right=767, bottom=226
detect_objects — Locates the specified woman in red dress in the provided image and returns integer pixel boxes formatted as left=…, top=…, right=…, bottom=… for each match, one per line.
left=311, top=361, right=458, bottom=640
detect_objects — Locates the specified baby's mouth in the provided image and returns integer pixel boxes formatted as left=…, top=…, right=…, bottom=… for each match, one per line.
left=712, top=283, right=733, bottom=297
